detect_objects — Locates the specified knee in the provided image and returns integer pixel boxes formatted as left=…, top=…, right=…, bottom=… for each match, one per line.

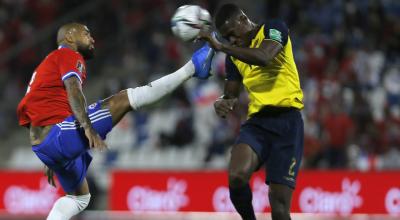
left=48, top=194, right=91, bottom=220
left=229, top=169, right=251, bottom=188
left=107, top=90, right=130, bottom=109
left=67, top=193, right=91, bottom=211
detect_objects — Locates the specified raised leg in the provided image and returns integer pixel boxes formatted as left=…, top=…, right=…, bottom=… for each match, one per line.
left=101, top=90, right=132, bottom=126
left=99, top=43, right=215, bottom=127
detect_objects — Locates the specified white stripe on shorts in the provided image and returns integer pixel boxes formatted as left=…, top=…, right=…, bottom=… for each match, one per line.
left=57, top=109, right=111, bottom=130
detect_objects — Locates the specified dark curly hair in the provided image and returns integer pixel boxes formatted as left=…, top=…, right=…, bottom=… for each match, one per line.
left=215, top=3, right=242, bottom=30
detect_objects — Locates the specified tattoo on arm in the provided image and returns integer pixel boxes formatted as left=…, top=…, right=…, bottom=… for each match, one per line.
left=64, top=77, right=92, bottom=129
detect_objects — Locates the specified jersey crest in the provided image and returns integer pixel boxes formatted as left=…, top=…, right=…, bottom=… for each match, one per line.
left=76, top=60, right=85, bottom=74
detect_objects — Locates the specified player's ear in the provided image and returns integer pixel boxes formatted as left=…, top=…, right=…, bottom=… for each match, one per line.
left=65, top=29, right=76, bottom=44
left=238, top=14, right=248, bottom=25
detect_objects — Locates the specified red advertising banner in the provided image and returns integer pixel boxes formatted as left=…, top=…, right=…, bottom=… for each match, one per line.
left=0, top=170, right=398, bottom=216
left=0, top=171, right=63, bottom=214
left=110, top=170, right=400, bottom=216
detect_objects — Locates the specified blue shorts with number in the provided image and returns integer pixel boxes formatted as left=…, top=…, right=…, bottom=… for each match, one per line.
left=235, top=107, right=304, bottom=188
left=32, top=101, right=113, bottom=193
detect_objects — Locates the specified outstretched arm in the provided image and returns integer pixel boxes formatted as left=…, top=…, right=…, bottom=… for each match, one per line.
left=200, top=31, right=282, bottom=66
left=200, top=19, right=289, bottom=66
left=64, top=77, right=107, bottom=150
left=219, top=40, right=282, bottom=66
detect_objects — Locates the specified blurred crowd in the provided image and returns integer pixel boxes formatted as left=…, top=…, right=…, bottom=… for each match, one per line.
left=1, top=0, right=399, bottom=170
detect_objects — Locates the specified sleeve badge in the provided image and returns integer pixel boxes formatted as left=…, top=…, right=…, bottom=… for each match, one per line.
left=76, top=60, right=86, bottom=74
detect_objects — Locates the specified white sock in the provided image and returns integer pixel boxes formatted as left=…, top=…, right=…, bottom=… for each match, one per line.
left=127, top=61, right=195, bottom=109
left=47, top=194, right=91, bottom=220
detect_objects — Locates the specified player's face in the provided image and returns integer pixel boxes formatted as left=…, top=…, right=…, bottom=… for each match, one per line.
left=218, top=14, right=252, bottom=47
left=76, top=26, right=95, bottom=60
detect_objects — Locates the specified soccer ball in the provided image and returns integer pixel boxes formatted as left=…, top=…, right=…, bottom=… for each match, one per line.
left=171, top=5, right=211, bottom=42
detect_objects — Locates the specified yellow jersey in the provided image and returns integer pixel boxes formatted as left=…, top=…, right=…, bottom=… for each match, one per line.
left=225, top=20, right=304, bottom=117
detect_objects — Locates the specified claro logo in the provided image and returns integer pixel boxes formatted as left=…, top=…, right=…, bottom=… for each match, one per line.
left=299, top=178, right=362, bottom=215
left=212, top=177, right=269, bottom=212
left=3, top=178, right=59, bottom=214
left=127, top=178, right=189, bottom=211
left=385, top=187, right=400, bottom=215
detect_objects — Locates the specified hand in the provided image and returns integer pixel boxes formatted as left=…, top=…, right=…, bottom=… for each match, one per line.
left=214, top=97, right=237, bottom=118
left=84, top=127, right=107, bottom=151
left=198, top=28, right=223, bottom=51
left=44, top=165, right=56, bottom=187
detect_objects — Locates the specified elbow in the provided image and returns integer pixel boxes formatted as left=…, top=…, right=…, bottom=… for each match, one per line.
left=254, top=54, right=272, bottom=66
left=258, top=60, right=269, bottom=66
left=256, top=59, right=270, bottom=67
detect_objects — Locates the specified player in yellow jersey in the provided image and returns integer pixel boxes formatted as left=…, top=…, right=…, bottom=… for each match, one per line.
left=200, top=3, right=303, bottom=220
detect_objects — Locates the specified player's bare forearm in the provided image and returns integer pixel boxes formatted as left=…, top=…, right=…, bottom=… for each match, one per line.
left=220, top=41, right=282, bottom=66
left=64, top=77, right=92, bottom=129
left=65, top=78, right=107, bottom=150
left=223, top=80, right=241, bottom=99
left=199, top=29, right=282, bottom=66
left=214, top=81, right=240, bottom=118
left=221, top=45, right=269, bottom=66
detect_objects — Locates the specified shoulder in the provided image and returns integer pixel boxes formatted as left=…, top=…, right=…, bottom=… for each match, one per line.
left=55, top=48, right=83, bottom=60
left=55, top=48, right=86, bottom=72
left=264, top=19, right=288, bottom=31
left=263, top=19, right=289, bottom=46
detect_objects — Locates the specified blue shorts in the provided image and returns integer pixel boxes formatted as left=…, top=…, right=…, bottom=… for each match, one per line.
left=32, top=101, right=113, bottom=193
left=235, top=107, right=304, bottom=188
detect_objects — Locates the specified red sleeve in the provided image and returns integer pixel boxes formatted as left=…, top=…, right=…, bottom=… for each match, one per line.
left=57, top=49, right=87, bottom=84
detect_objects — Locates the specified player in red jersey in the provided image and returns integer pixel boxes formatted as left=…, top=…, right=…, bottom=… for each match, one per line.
left=17, top=22, right=214, bottom=220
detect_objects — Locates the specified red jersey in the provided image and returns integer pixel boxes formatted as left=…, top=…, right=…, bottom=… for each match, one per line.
left=17, top=47, right=87, bottom=127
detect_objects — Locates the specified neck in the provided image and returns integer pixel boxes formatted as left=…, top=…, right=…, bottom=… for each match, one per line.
left=249, top=22, right=260, bottom=40
left=243, top=22, right=260, bottom=47
left=58, top=42, right=77, bottom=51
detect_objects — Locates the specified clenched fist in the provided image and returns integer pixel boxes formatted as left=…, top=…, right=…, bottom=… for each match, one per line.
left=214, top=96, right=238, bottom=118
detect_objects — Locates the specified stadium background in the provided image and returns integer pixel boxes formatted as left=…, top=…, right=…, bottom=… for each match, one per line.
left=0, top=0, right=399, bottom=219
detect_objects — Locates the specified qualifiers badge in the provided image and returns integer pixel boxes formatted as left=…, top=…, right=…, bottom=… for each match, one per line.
left=76, top=60, right=85, bottom=74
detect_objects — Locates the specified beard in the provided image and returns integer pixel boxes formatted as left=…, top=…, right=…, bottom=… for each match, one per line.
left=77, top=43, right=95, bottom=60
